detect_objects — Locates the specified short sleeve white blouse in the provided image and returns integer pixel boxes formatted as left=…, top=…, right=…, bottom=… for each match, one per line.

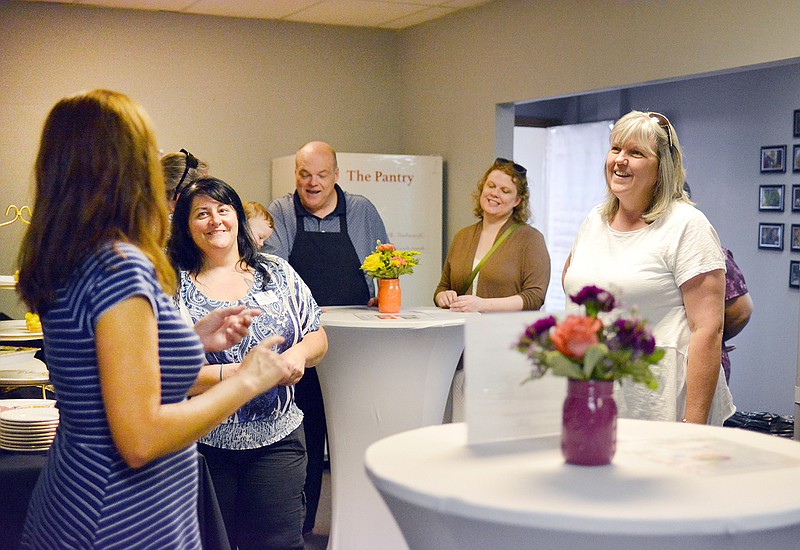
left=563, top=201, right=734, bottom=425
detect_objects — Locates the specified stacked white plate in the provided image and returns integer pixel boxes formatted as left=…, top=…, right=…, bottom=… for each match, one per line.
left=0, top=346, right=39, bottom=368
left=0, top=275, right=16, bottom=289
left=0, top=320, right=43, bottom=341
left=0, top=398, right=56, bottom=414
left=0, top=401, right=58, bottom=452
left=0, top=358, right=49, bottom=387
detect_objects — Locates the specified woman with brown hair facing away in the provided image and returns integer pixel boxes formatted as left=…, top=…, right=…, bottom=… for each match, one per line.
left=16, top=89, right=301, bottom=549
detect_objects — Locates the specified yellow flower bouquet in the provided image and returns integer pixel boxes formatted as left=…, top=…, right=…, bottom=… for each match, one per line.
left=360, top=241, right=420, bottom=279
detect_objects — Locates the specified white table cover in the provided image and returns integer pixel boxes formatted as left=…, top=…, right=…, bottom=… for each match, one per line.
left=366, top=420, right=800, bottom=550
left=318, top=306, right=475, bottom=550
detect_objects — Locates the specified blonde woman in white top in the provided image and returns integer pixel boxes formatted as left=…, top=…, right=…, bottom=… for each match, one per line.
left=563, top=111, right=733, bottom=425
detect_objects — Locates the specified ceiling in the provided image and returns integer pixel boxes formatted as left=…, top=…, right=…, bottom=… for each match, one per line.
left=20, top=0, right=493, bottom=29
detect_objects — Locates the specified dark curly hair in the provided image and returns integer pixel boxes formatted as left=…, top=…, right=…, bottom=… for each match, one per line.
left=167, top=176, right=267, bottom=277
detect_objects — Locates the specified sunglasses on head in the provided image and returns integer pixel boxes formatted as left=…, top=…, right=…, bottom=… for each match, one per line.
left=647, top=112, right=673, bottom=149
left=495, top=157, right=527, bottom=176
left=172, top=148, right=199, bottom=201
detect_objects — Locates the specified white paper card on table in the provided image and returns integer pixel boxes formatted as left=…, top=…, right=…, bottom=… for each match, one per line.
left=465, top=311, right=567, bottom=445
left=619, top=436, right=800, bottom=476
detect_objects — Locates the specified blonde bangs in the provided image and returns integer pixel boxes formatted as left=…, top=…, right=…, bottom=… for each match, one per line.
left=609, top=116, right=658, bottom=156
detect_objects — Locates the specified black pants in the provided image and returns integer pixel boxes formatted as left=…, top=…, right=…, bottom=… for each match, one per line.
left=198, top=425, right=307, bottom=550
left=293, top=367, right=327, bottom=534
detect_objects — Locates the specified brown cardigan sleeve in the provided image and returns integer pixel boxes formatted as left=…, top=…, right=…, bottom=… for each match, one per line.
left=434, top=221, right=551, bottom=310
left=472, top=223, right=550, bottom=310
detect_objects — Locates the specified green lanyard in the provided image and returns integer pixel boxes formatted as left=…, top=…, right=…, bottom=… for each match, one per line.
left=460, top=223, right=522, bottom=295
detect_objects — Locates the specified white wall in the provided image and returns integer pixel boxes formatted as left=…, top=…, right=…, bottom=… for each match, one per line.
left=398, top=0, right=800, bottom=237
left=0, top=0, right=400, bottom=317
left=2, top=0, right=800, bottom=414
left=513, top=127, right=546, bottom=234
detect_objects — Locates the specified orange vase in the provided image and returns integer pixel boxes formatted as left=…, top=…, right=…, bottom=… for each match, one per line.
left=378, top=278, right=402, bottom=313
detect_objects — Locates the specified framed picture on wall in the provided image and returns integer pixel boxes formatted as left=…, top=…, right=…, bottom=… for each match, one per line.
left=794, top=110, right=800, bottom=138
left=760, top=145, right=786, bottom=173
left=790, top=261, right=800, bottom=288
left=794, top=144, right=800, bottom=173
left=793, top=185, right=800, bottom=212
left=759, top=184, right=784, bottom=211
left=758, top=223, right=784, bottom=250
left=792, top=224, right=800, bottom=252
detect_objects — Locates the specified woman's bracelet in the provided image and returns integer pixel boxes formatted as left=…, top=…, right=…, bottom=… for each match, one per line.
left=219, top=364, right=224, bottom=382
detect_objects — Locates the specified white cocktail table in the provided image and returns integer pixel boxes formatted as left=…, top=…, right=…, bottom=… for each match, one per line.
left=366, top=419, right=800, bottom=550
left=318, top=306, right=475, bottom=550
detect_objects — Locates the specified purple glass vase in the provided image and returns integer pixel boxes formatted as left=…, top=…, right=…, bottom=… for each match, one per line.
left=561, top=379, right=617, bottom=466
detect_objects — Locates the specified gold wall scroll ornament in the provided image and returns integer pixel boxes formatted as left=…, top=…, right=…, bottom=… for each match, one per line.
left=0, top=205, right=32, bottom=228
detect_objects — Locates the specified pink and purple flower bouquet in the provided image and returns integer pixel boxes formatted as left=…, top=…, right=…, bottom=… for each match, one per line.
left=515, top=285, right=662, bottom=389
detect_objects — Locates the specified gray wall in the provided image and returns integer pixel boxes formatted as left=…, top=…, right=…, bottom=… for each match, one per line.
left=630, top=66, right=800, bottom=415
left=396, top=0, right=800, bottom=416
left=2, top=0, right=800, bottom=414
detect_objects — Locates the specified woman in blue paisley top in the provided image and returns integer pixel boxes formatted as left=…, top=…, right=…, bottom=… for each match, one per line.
left=168, top=177, right=328, bottom=550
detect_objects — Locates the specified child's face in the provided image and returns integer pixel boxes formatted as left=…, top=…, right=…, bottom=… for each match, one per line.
left=248, top=216, right=274, bottom=248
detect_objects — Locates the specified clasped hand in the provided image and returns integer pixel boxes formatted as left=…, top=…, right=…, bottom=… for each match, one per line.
left=195, top=306, right=305, bottom=388
left=240, top=335, right=304, bottom=388
left=436, top=290, right=483, bottom=312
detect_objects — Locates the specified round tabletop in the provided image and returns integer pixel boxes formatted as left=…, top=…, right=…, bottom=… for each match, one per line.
left=366, top=420, right=800, bottom=537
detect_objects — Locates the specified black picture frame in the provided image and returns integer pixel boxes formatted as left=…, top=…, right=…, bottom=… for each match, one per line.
left=794, top=144, right=800, bottom=173
left=794, top=110, right=800, bottom=138
left=759, top=184, right=785, bottom=211
left=759, top=223, right=784, bottom=250
left=792, top=225, right=800, bottom=252
left=790, top=261, right=800, bottom=288
left=793, top=185, right=800, bottom=212
left=760, top=145, right=786, bottom=173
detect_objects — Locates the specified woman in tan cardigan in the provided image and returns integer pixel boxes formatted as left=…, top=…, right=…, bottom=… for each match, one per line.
left=434, top=157, right=551, bottom=312
left=434, top=158, right=551, bottom=420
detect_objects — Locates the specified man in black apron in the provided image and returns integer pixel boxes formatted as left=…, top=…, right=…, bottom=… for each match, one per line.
left=289, top=189, right=371, bottom=306
left=265, top=141, right=389, bottom=536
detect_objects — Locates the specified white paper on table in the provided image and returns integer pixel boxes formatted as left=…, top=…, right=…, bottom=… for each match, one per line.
left=352, top=311, right=435, bottom=321
left=464, top=311, right=567, bottom=445
left=619, top=436, right=800, bottom=476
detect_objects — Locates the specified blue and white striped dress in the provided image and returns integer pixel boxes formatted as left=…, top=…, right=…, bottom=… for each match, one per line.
left=20, top=242, right=205, bottom=549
